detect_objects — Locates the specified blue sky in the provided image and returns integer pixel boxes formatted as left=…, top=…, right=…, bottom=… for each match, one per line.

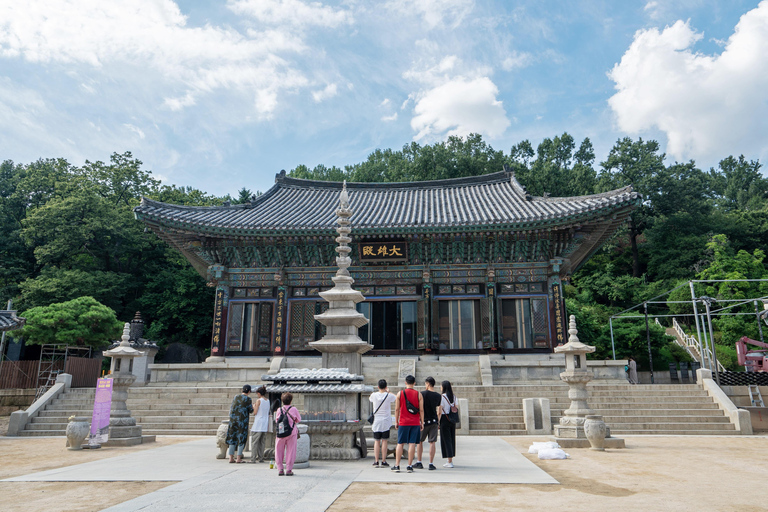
left=1, top=0, right=766, bottom=196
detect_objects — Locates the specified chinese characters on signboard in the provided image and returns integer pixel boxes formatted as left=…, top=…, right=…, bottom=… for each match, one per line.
left=552, top=283, right=564, bottom=345
left=274, top=288, right=285, bottom=353
left=359, top=242, right=407, bottom=262
left=211, top=288, right=224, bottom=353
left=89, top=378, right=113, bottom=446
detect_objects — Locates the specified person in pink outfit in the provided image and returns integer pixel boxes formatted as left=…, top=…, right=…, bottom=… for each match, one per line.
left=274, top=392, right=301, bottom=476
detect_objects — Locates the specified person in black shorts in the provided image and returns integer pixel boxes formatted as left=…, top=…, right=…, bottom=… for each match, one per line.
left=414, top=376, right=441, bottom=470
left=369, top=379, right=396, bottom=467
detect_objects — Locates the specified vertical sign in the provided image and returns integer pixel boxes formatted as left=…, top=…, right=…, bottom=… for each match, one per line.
left=89, top=378, right=113, bottom=446
left=211, top=288, right=225, bottom=355
left=274, top=287, right=285, bottom=353
left=552, top=282, right=565, bottom=346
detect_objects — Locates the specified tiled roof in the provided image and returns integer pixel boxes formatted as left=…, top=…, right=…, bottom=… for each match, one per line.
left=262, top=368, right=364, bottom=382
left=135, top=171, right=638, bottom=235
left=264, top=383, right=373, bottom=394
left=0, top=311, right=25, bottom=332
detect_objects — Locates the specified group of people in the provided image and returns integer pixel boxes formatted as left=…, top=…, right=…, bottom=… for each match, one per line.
left=225, top=385, right=301, bottom=476
left=369, top=375, right=458, bottom=473
left=225, top=374, right=460, bottom=475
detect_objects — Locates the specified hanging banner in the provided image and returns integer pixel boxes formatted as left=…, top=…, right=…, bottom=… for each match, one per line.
left=89, top=377, right=113, bottom=446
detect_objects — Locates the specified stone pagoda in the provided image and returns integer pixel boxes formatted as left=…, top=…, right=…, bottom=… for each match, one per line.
left=309, top=181, right=372, bottom=375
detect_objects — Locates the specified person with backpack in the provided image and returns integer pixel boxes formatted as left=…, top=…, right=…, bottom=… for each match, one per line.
left=439, top=380, right=458, bottom=468
left=391, top=374, right=424, bottom=473
left=274, top=392, right=301, bottom=476
left=369, top=379, right=397, bottom=467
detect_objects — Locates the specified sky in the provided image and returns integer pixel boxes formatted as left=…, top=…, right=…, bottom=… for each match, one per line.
left=1, top=0, right=767, bottom=196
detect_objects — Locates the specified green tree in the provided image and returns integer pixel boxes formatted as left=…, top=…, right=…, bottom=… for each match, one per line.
left=21, top=296, right=122, bottom=348
left=598, top=137, right=665, bottom=277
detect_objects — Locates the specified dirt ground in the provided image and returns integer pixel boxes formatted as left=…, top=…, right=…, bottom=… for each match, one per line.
left=0, top=436, right=203, bottom=512
left=329, top=436, right=768, bottom=512
left=2, top=435, right=768, bottom=512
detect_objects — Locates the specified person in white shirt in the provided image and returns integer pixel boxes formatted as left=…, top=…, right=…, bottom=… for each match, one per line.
left=249, top=386, right=270, bottom=463
left=369, top=379, right=397, bottom=468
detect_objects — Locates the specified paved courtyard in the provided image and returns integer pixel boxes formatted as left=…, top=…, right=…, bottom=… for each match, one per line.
left=1, top=434, right=767, bottom=512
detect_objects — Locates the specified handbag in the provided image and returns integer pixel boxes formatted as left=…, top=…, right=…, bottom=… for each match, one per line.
left=443, top=394, right=460, bottom=427
left=368, top=393, right=389, bottom=424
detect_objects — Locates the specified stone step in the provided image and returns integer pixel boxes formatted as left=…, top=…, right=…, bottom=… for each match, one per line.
left=137, top=422, right=219, bottom=430
left=24, top=423, right=69, bottom=431
left=596, top=415, right=731, bottom=424
left=141, top=429, right=218, bottom=436
left=125, top=403, right=230, bottom=412
left=609, top=429, right=738, bottom=435
left=467, top=429, right=528, bottom=436
left=132, top=416, right=230, bottom=424
left=18, top=430, right=67, bottom=436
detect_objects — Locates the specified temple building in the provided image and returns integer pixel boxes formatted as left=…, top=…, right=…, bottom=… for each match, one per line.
left=134, top=169, right=638, bottom=360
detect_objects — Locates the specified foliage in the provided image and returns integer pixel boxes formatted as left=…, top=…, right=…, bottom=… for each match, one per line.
left=20, top=296, right=122, bottom=348
left=3, top=133, right=768, bottom=360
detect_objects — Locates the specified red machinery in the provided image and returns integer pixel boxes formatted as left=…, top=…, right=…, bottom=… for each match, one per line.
left=736, top=336, right=768, bottom=372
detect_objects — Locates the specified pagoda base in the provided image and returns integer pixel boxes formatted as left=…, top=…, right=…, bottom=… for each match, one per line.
left=553, top=436, right=625, bottom=449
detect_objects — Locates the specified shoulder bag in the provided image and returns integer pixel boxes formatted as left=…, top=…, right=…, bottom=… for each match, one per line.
left=368, top=393, right=389, bottom=424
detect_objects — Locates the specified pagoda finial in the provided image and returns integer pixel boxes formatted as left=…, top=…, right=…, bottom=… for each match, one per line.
left=120, top=322, right=131, bottom=347
left=340, top=180, right=349, bottom=209
left=568, top=315, right=579, bottom=344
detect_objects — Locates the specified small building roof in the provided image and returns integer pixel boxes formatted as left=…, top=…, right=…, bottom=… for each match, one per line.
left=135, top=170, right=638, bottom=236
left=0, top=311, right=25, bottom=332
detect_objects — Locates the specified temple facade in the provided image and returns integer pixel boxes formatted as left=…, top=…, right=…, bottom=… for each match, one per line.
left=134, top=169, right=637, bottom=359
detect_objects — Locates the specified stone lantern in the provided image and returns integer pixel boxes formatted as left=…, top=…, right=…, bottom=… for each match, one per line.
left=553, top=315, right=623, bottom=449
left=103, top=323, right=149, bottom=446
left=553, top=315, right=596, bottom=439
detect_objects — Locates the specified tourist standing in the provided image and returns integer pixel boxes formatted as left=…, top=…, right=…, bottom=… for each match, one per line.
left=414, top=376, right=441, bottom=470
left=628, top=356, right=638, bottom=384
left=439, top=380, right=457, bottom=468
left=274, top=392, right=301, bottom=476
left=248, top=386, right=269, bottom=463
left=226, top=384, right=254, bottom=463
left=369, top=379, right=397, bottom=467
left=391, top=374, right=424, bottom=473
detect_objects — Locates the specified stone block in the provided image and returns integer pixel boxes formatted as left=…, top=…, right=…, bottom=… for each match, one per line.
left=398, top=359, right=416, bottom=387
left=522, top=398, right=552, bottom=435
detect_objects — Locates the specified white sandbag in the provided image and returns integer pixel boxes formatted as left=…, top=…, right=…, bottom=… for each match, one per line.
left=538, top=448, right=569, bottom=460
left=527, top=441, right=561, bottom=454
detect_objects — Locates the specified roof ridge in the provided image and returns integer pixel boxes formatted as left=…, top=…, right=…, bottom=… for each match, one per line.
left=275, top=170, right=512, bottom=190
left=530, top=185, right=636, bottom=203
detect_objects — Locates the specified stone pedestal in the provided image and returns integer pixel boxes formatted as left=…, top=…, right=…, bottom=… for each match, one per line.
left=294, top=424, right=311, bottom=468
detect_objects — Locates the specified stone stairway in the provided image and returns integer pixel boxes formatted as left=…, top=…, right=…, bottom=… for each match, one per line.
left=16, top=382, right=738, bottom=437
left=18, top=388, right=96, bottom=436
left=458, top=383, right=737, bottom=436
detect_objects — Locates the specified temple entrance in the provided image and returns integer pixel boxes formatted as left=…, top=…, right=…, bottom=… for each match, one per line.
left=226, top=301, right=274, bottom=352
left=357, top=301, right=417, bottom=351
left=499, top=298, right=549, bottom=349
left=437, top=300, right=481, bottom=350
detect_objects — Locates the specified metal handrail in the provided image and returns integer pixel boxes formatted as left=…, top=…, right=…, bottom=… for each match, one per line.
left=671, top=318, right=725, bottom=373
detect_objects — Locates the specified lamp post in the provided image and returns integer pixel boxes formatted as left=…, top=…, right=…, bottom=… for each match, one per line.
left=644, top=302, right=654, bottom=384
left=755, top=300, right=765, bottom=344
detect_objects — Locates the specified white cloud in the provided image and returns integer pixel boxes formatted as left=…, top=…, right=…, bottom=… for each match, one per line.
left=501, top=51, right=533, bottom=71
left=312, top=83, right=338, bottom=102
left=644, top=1, right=660, bottom=20
left=228, top=0, right=353, bottom=28
left=410, top=76, right=510, bottom=141
left=0, top=0, right=320, bottom=116
left=380, top=98, right=391, bottom=107
left=124, top=123, right=146, bottom=139
left=608, top=2, right=768, bottom=163
left=381, top=113, right=398, bottom=122
left=386, top=0, right=475, bottom=29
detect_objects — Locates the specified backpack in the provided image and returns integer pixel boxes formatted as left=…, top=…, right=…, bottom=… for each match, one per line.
left=276, top=406, right=295, bottom=438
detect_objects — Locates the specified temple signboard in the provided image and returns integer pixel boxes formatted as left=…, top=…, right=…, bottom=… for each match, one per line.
left=359, top=242, right=407, bottom=262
